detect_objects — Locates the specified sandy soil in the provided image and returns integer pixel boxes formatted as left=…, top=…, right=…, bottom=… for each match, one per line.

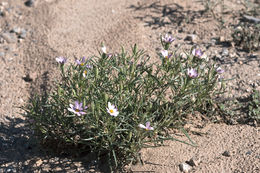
left=0, top=0, right=259, bottom=172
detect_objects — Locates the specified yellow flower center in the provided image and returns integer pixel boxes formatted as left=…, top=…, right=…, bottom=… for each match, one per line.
left=109, top=109, right=114, bottom=113
left=75, top=109, right=80, bottom=112
left=80, top=63, right=84, bottom=66
left=84, top=70, right=87, bottom=75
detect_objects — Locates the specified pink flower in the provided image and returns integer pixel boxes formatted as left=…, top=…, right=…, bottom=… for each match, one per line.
left=139, top=122, right=154, bottom=130
left=76, top=57, right=86, bottom=66
left=187, top=68, right=198, bottom=78
left=56, top=57, right=67, bottom=64
left=216, top=67, right=224, bottom=74
left=162, top=34, right=175, bottom=44
left=192, top=49, right=203, bottom=58
left=68, top=101, right=87, bottom=116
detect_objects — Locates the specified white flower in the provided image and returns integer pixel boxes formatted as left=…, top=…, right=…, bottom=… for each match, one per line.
left=106, top=102, right=119, bottom=117
left=101, top=46, right=107, bottom=54
left=55, top=56, right=67, bottom=64
left=161, top=50, right=172, bottom=59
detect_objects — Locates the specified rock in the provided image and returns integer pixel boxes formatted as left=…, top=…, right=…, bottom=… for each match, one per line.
left=229, top=52, right=237, bottom=58
left=0, top=52, right=4, bottom=57
left=243, top=15, right=260, bottom=23
left=1, top=33, right=17, bottom=43
left=11, top=27, right=21, bottom=34
left=0, top=37, right=4, bottom=43
left=188, top=156, right=201, bottom=167
left=6, top=168, right=15, bottom=173
left=219, top=36, right=225, bottom=42
left=35, top=159, right=43, bottom=167
left=11, top=28, right=27, bottom=38
left=19, top=29, right=27, bottom=39
left=246, top=151, right=252, bottom=155
left=185, top=34, right=198, bottom=43
left=179, top=162, right=192, bottom=172
left=211, top=38, right=217, bottom=45
left=222, top=150, right=231, bottom=157
left=18, top=38, right=23, bottom=43
left=221, top=48, right=229, bottom=56
left=25, top=0, right=36, bottom=7
left=0, top=6, right=4, bottom=15
left=22, top=74, right=33, bottom=82
left=0, top=2, right=8, bottom=6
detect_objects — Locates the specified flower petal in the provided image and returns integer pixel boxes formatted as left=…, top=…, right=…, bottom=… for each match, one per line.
left=139, top=124, right=146, bottom=129
left=146, top=122, right=151, bottom=128
left=149, top=127, right=154, bottom=130
left=68, top=108, right=75, bottom=113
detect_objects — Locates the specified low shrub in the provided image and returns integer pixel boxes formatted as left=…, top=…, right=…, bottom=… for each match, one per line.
left=24, top=35, right=225, bottom=170
left=232, top=22, right=260, bottom=52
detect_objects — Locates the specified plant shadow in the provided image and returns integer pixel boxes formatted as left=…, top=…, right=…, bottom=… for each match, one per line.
left=0, top=71, right=111, bottom=172
left=0, top=116, right=112, bottom=172
left=128, top=1, right=205, bottom=29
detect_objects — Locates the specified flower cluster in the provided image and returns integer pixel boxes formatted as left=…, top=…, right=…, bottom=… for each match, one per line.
left=26, top=36, right=226, bottom=170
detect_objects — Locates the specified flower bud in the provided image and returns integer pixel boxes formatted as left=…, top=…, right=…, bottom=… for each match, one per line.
left=95, top=67, right=99, bottom=78
left=104, top=93, right=108, bottom=103
left=91, top=101, right=95, bottom=114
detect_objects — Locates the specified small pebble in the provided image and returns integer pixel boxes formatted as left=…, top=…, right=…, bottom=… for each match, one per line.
left=1, top=33, right=17, bottom=43
left=179, top=162, right=192, bottom=172
left=185, top=34, right=198, bottom=43
left=19, top=29, right=27, bottom=39
left=11, top=27, right=21, bottom=34
left=25, top=0, right=36, bottom=7
left=0, top=52, right=5, bottom=57
left=188, top=156, right=201, bottom=166
left=0, top=2, right=8, bottom=6
left=246, top=151, right=252, bottom=155
left=222, top=150, right=231, bottom=157
left=35, top=159, right=43, bottom=167
left=219, top=36, right=225, bottom=42
left=221, top=48, right=229, bottom=56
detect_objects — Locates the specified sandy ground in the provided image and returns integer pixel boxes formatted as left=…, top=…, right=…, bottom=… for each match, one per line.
left=0, top=0, right=259, bottom=172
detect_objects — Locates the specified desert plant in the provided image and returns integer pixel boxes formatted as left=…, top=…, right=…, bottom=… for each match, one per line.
left=232, top=22, right=260, bottom=52
left=23, top=35, right=225, bottom=170
left=248, top=90, right=260, bottom=122
left=241, top=0, right=260, bottom=16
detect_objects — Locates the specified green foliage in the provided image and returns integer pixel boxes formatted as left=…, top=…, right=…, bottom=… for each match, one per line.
left=248, top=90, right=260, bottom=121
left=24, top=38, right=225, bottom=170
